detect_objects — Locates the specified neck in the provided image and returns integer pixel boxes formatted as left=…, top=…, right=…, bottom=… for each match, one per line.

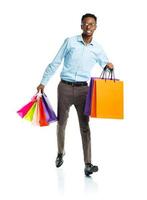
left=82, top=33, right=93, bottom=44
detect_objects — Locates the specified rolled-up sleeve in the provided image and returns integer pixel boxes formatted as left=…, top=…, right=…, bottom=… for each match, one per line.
left=40, top=38, right=69, bottom=85
left=96, top=45, right=109, bottom=68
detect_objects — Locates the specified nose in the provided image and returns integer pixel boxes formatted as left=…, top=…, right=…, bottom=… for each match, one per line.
left=86, top=25, right=91, bottom=30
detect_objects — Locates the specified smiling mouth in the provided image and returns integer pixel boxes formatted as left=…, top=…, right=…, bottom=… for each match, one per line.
left=85, top=30, right=92, bottom=34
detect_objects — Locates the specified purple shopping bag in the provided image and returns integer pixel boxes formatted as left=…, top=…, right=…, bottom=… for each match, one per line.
left=84, top=78, right=95, bottom=116
left=42, top=93, right=57, bottom=122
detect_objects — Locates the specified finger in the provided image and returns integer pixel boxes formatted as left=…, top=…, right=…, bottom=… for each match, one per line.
left=41, top=88, right=44, bottom=94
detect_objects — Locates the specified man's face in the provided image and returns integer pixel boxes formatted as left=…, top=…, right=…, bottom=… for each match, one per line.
left=81, top=17, right=97, bottom=36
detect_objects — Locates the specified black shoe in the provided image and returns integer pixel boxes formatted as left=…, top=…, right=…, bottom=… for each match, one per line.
left=84, top=163, right=98, bottom=176
left=55, top=153, right=64, bottom=168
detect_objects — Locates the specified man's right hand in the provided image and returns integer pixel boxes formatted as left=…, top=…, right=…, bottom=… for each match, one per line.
left=37, top=84, right=45, bottom=93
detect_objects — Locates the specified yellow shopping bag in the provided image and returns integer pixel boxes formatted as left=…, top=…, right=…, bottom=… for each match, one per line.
left=24, top=102, right=37, bottom=121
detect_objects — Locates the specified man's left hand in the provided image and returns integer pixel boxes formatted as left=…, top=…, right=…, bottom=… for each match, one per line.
left=106, top=62, right=114, bottom=70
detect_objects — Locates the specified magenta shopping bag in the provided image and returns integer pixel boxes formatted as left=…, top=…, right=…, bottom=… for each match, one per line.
left=17, top=96, right=37, bottom=118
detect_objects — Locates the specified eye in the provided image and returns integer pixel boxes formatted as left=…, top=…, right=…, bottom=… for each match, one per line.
left=81, top=23, right=96, bottom=27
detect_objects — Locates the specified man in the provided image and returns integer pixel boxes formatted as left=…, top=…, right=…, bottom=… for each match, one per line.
left=37, top=13, right=113, bottom=176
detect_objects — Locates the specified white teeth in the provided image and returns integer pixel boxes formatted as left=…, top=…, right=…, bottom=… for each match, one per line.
left=87, top=31, right=92, bottom=33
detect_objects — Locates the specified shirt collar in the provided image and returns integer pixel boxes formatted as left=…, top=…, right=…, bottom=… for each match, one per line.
left=77, top=35, right=95, bottom=46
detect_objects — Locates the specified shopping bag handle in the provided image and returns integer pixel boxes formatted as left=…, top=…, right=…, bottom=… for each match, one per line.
left=34, top=90, right=43, bottom=98
left=100, top=66, right=116, bottom=81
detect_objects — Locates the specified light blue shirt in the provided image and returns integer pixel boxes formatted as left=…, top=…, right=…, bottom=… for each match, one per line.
left=41, top=35, right=109, bottom=85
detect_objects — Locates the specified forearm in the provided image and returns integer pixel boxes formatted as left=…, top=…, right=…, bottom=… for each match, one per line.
left=40, top=63, right=58, bottom=85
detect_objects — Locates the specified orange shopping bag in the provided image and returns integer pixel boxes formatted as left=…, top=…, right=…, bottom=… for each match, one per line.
left=86, top=68, right=124, bottom=119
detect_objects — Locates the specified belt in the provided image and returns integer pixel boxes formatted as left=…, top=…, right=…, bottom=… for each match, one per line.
left=61, top=79, right=87, bottom=86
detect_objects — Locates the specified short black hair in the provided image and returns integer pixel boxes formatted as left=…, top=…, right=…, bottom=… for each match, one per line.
left=81, top=13, right=97, bottom=23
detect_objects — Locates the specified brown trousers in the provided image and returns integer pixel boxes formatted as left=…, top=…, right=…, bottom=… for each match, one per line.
left=57, top=81, right=91, bottom=164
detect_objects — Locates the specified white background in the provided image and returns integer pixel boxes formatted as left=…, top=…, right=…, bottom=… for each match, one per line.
left=0, top=0, right=147, bottom=199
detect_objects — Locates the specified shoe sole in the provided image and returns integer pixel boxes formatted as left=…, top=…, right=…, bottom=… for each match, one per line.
left=85, top=170, right=92, bottom=176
